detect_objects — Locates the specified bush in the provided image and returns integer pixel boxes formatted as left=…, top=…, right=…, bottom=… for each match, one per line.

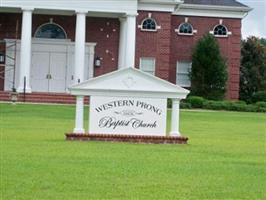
left=252, top=91, right=266, bottom=103
left=228, top=103, right=249, bottom=112
left=256, top=101, right=266, bottom=108
left=203, top=100, right=226, bottom=110
left=180, top=102, right=192, bottom=109
left=169, top=95, right=266, bottom=113
left=202, top=100, right=262, bottom=112
left=190, top=34, right=228, bottom=100
left=187, top=96, right=204, bottom=108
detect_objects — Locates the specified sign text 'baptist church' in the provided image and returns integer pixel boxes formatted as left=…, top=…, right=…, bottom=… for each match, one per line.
left=89, top=96, right=167, bottom=136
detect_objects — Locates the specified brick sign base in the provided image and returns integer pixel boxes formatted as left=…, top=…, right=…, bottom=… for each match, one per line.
left=65, top=133, right=188, bottom=144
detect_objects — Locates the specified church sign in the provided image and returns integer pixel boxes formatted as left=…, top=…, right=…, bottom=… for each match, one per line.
left=90, top=96, right=167, bottom=136
left=67, top=67, right=190, bottom=144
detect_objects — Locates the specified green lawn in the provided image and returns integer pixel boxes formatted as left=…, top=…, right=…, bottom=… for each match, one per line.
left=0, top=103, right=265, bottom=200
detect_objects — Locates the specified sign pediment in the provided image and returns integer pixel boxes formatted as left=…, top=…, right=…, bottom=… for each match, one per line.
left=70, top=68, right=189, bottom=99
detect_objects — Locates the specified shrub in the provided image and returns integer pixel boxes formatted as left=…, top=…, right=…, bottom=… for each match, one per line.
left=256, top=101, right=266, bottom=108
left=228, top=103, right=248, bottom=112
left=180, top=102, right=192, bottom=109
left=190, top=34, right=228, bottom=100
left=202, top=100, right=262, bottom=112
left=187, top=96, right=204, bottom=108
left=202, top=100, right=225, bottom=110
left=252, top=91, right=266, bottom=103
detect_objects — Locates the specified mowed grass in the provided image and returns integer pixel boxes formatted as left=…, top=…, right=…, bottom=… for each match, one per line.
left=0, top=103, right=266, bottom=200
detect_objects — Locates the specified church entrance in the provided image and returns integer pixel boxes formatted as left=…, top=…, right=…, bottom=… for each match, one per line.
left=31, top=42, right=67, bottom=93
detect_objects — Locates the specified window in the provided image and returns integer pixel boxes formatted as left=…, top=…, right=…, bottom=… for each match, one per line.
left=179, top=23, right=193, bottom=34
left=140, top=58, right=156, bottom=75
left=35, top=23, right=67, bottom=39
left=175, top=22, right=197, bottom=35
left=176, top=62, right=191, bottom=87
left=141, top=18, right=158, bottom=31
left=213, top=25, right=228, bottom=36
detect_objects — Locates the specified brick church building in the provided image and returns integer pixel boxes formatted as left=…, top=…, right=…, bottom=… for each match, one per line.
left=0, top=0, right=250, bottom=102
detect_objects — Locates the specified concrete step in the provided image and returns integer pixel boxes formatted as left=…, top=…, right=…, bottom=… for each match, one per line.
left=0, top=91, right=89, bottom=104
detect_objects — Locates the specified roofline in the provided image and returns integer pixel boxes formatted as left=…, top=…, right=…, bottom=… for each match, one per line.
left=138, top=0, right=184, bottom=5
left=173, top=3, right=252, bottom=19
left=179, top=3, right=252, bottom=12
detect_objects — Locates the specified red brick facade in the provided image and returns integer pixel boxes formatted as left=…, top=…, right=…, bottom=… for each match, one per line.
left=0, top=12, right=242, bottom=99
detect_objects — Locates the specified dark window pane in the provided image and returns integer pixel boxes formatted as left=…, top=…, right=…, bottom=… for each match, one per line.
left=214, top=25, right=227, bottom=36
left=142, top=19, right=156, bottom=30
left=179, top=23, right=193, bottom=34
left=35, top=24, right=67, bottom=39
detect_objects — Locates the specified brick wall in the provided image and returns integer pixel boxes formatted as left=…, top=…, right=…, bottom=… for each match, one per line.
left=86, top=18, right=120, bottom=77
left=136, top=12, right=242, bottom=100
left=0, top=13, right=22, bottom=90
left=170, top=15, right=242, bottom=100
left=0, top=12, right=242, bottom=100
left=136, top=11, right=172, bottom=80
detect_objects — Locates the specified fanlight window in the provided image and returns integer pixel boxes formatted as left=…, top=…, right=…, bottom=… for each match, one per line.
left=141, top=18, right=157, bottom=31
left=213, top=25, right=228, bottom=36
left=179, top=23, right=193, bottom=34
left=35, top=23, right=67, bottom=39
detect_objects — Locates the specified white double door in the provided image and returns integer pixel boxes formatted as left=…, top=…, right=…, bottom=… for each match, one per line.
left=4, top=39, right=96, bottom=93
left=31, top=51, right=67, bottom=93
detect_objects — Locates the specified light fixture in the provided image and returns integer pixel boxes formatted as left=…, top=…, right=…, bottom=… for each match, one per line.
left=0, top=52, right=5, bottom=63
left=10, top=88, right=18, bottom=104
left=95, top=56, right=101, bottom=67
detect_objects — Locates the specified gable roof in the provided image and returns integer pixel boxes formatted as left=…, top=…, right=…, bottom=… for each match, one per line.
left=184, top=0, right=248, bottom=8
left=70, top=67, right=189, bottom=99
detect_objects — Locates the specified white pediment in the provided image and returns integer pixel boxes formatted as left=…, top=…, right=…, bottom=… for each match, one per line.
left=70, top=68, right=189, bottom=99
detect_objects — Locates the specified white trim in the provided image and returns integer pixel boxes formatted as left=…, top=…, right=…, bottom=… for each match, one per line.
left=69, top=67, right=190, bottom=99
left=174, top=4, right=251, bottom=19
left=138, top=0, right=182, bottom=12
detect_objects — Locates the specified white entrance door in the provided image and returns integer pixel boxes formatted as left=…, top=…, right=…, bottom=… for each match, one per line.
left=31, top=43, right=67, bottom=93
left=31, top=52, right=49, bottom=92
left=49, top=52, right=67, bottom=93
left=4, top=39, right=96, bottom=93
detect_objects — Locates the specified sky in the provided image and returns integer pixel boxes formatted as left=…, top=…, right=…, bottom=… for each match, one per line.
left=238, top=0, right=266, bottom=38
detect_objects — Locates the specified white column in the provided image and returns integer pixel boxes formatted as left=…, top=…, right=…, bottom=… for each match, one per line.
left=74, top=96, right=85, bottom=133
left=17, top=8, right=33, bottom=93
left=74, top=11, right=87, bottom=84
left=170, top=99, right=181, bottom=137
left=88, top=45, right=95, bottom=79
left=118, top=17, right=127, bottom=69
left=124, top=14, right=136, bottom=68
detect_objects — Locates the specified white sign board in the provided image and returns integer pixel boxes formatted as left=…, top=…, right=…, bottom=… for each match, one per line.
left=89, top=96, right=167, bottom=136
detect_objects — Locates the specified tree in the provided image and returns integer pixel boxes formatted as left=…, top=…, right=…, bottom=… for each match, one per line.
left=260, top=38, right=266, bottom=47
left=240, top=36, right=266, bottom=102
left=190, top=34, right=227, bottom=100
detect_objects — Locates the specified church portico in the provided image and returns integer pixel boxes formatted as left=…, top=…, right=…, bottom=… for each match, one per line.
left=0, top=2, right=138, bottom=93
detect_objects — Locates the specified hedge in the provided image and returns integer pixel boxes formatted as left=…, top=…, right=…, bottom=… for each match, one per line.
left=179, top=96, right=266, bottom=113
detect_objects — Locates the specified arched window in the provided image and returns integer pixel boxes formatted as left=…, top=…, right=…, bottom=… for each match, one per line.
left=178, top=23, right=193, bottom=34
left=175, top=22, right=197, bottom=36
left=141, top=18, right=158, bottom=31
left=213, top=25, right=228, bottom=36
left=34, top=23, right=67, bottom=39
